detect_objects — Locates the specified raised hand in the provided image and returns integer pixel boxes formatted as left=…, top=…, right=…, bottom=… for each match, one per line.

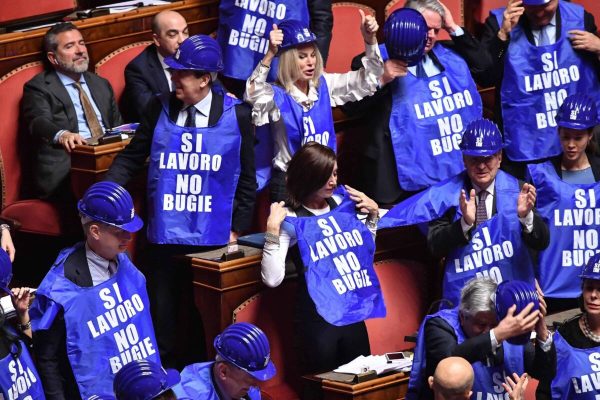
left=498, top=0, right=525, bottom=41
left=517, top=183, right=536, bottom=218
left=359, top=9, right=379, bottom=45
left=460, top=189, right=477, bottom=226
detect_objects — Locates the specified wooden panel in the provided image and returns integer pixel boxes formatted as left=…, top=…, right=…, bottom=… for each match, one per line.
left=0, top=0, right=75, bottom=24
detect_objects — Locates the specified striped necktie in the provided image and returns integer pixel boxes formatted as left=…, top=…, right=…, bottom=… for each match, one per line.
left=475, top=190, right=489, bottom=226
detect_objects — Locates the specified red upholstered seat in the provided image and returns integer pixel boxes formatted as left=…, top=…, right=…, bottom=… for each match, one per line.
left=526, top=377, right=538, bottom=399
left=95, top=42, right=152, bottom=104
left=365, top=259, right=431, bottom=354
left=0, top=62, right=65, bottom=236
left=233, top=280, right=300, bottom=400
left=327, top=3, right=376, bottom=73
left=471, top=0, right=507, bottom=25
left=0, top=0, right=75, bottom=24
left=385, top=0, right=464, bottom=41
left=572, top=0, right=600, bottom=22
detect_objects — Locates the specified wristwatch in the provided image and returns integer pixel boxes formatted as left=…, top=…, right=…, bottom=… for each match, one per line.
left=0, top=224, right=10, bottom=232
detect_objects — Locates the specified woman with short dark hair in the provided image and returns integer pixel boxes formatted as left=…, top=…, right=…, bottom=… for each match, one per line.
left=261, top=142, right=382, bottom=378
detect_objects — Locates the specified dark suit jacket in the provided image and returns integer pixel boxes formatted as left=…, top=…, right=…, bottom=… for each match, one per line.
left=478, top=5, right=599, bottom=128
left=105, top=90, right=256, bottom=233
left=308, top=0, right=333, bottom=66
left=122, top=44, right=170, bottom=123
left=418, top=316, right=554, bottom=400
left=342, top=32, right=491, bottom=204
left=22, top=69, right=122, bottom=200
left=33, top=246, right=93, bottom=400
left=426, top=174, right=550, bottom=259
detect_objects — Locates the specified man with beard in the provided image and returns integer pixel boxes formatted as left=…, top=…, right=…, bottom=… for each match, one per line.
left=22, top=23, right=122, bottom=201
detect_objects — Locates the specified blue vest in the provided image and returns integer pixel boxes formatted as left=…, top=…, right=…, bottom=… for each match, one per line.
left=172, top=361, right=261, bottom=400
left=528, top=162, right=600, bottom=298
left=254, top=125, right=273, bottom=191
left=147, top=94, right=242, bottom=245
left=551, top=330, right=600, bottom=399
left=407, top=308, right=525, bottom=400
left=217, top=0, right=309, bottom=81
left=273, top=76, right=336, bottom=156
left=285, top=190, right=386, bottom=326
left=0, top=337, right=46, bottom=400
left=31, top=243, right=159, bottom=399
left=389, top=44, right=481, bottom=191
left=493, top=1, right=600, bottom=161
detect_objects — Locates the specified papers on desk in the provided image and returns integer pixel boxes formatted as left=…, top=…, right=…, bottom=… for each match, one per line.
left=334, top=355, right=413, bottom=376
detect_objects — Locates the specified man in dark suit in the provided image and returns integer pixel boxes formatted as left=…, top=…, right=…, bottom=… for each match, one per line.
left=106, top=34, right=256, bottom=369
left=30, top=181, right=157, bottom=400
left=22, top=22, right=122, bottom=200
left=122, top=10, right=189, bottom=122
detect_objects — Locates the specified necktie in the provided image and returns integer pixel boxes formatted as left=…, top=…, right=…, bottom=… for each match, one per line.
left=185, top=106, right=197, bottom=128
left=416, top=59, right=427, bottom=78
left=538, top=25, right=551, bottom=46
left=108, top=261, right=117, bottom=277
left=73, top=81, right=103, bottom=139
left=475, top=190, right=489, bottom=226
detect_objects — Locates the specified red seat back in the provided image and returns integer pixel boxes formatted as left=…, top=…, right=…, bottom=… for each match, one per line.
left=365, top=259, right=431, bottom=354
left=385, top=0, right=464, bottom=41
left=95, top=42, right=152, bottom=104
left=471, top=0, right=506, bottom=25
left=572, top=0, right=600, bottom=22
left=0, top=0, right=75, bottom=24
left=233, top=281, right=300, bottom=400
left=327, top=2, right=376, bottom=73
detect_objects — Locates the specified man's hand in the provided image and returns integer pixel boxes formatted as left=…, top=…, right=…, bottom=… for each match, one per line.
left=59, top=131, right=87, bottom=153
left=381, top=60, right=408, bottom=86
left=517, top=183, right=536, bottom=218
left=359, top=9, right=379, bottom=45
left=534, top=280, right=550, bottom=341
left=493, top=303, right=539, bottom=343
left=569, top=30, right=600, bottom=56
left=440, top=1, right=460, bottom=34
left=498, top=0, right=525, bottom=41
left=460, top=189, right=477, bottom=226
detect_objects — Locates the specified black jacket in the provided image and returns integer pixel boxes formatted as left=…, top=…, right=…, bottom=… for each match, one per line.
left=105, top=90, right=256, bottom=233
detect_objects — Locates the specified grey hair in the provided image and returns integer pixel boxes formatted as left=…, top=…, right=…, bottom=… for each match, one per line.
left=459, top=278, right=497, bottom=316
left=404, top=0, right=446, bottom=20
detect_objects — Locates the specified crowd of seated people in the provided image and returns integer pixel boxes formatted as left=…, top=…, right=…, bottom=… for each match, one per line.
left=2, top=0, right=600, bottom=398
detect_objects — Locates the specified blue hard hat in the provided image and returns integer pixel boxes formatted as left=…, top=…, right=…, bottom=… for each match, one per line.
left=580, top=253, right=600, bottom=280
left=214, top=322, right=276, bottom=381
left=88, top=396, right=115, bottom=400
left=0, top=248, right=12, bottom=297
left=384, top=8, right=428, bottom=66
left=459, top=118, right=504, bottom=156
left=165, top=34, right=224, bottom=72
left=278, top=20, right=317, bottom=52
left=78, top=181, right=143, bottom=233
left=556, top=94, right=599, bottom=130
left=522, top=0, right=550, bottom=5
left=495, top=280, right=540, bottom=345
left=113, top=359, right=180, bottom=400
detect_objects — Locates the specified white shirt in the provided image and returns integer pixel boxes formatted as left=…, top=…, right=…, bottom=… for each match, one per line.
left=157, top=52, right=173, bottom=91
left=532, top=14, right=557, bottom=46
left=176, top=90, right=212, bottom=128
left=261, top=194, right=377, bottom=288
left=244, top=43, right=384, bottom=171
left=86, top=243, right=117, bottom=286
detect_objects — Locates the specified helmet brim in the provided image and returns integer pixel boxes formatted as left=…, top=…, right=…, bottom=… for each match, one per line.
left=580, top=273, right=600, bottom=280
left=157, top=368, right=181, bottom=394
left=461, top=148, right=502, bottom=157
left=557, top=120, right=596, bottom=130
left=246, top=360, right=277, bottom=381
left=164, top=56, right=193, bottom=71
left=277, top=38, right=317, bottom=55
left=117, top=214, right=144, bottom=233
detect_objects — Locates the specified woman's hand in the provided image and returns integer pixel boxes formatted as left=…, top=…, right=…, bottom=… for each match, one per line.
left=11, top=287, right=32, bottom=320
left=266, top=201, right=287, bottom=235
left=346, top=185, right=379, bottom=219
left=1, top=229, right=15, bottom=262
left=263, top=24, right=283, bottom=66
left=359, top=9, right=379, bottom=45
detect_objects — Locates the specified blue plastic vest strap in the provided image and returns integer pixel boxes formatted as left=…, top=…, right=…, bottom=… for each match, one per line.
left=551, top=330, right=600, bottom=399
left=147, top=94, right=242, bottom=245
left=528, top=162, right=600, bottom=298
left=493, top=1, right=600, bottom=161
left=389, top=44, right=481, bottom=191
left=31, top=243, right=159, bottom=399
left=407, top=307, right=525, bottom=400
left=0, top=337, right=46, bottom=400
left=285, top=188, right=386, bottom=326
left=173, top=361, right=261, bottom=400
left=273, top=76, right=336, bottom=155
left=217, top=0, right=309, bottom=81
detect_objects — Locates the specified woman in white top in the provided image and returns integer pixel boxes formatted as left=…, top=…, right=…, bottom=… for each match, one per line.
left=245, top=13, right=384, bottom=201
left=261, top=142, right=381, bottom=380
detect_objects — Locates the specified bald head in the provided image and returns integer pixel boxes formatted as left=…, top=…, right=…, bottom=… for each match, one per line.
left=152, top=10, right=189, bottom=57
left=428, top=357, right=474, bottom=400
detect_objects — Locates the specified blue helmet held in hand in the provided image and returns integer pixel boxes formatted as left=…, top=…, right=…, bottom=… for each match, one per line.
left=113, top=359, right=180, bottom=400
left=459, top=118, right=504, bottom=157
left=214, top=322, right=276, bottom=381
left=78, top=181, right=143, bottom=233
left=495, top=280, right=540, bottom=345
left=165, top=34, right=224, bottom=72
left=556, top=94, right=599, bottom=130
left=278, top=19, right=317, bottom=52
left=384, top=8, right=428, bottom=66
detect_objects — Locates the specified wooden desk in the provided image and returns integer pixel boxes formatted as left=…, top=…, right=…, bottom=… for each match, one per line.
left=306, top=372, right=409, bottom=400
left=70, top=139, right=131, bottom=198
